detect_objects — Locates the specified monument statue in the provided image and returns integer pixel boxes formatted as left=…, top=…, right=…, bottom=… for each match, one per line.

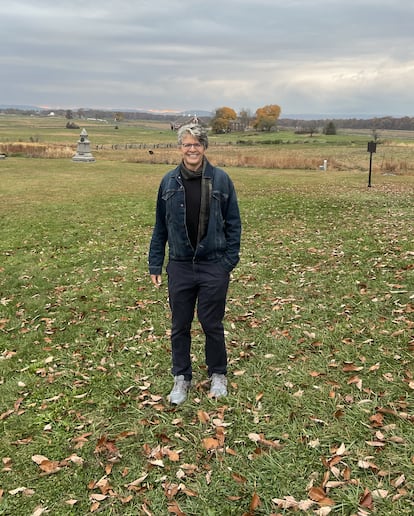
left=72, top=128, right=95, bottom=162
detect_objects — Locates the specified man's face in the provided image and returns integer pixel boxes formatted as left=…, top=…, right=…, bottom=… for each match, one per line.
left=180, top=134, right=205, bottom=171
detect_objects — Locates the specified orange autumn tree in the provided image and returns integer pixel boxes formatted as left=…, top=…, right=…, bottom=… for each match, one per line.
left=211, top=106, right=237, bottom=133
left=253, top=104, right=281, bottom=131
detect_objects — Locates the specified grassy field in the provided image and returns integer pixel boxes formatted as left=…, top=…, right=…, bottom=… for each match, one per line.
left=1, top=114, right=414, bottom=176
left=0, top=120, right=413, bottom=515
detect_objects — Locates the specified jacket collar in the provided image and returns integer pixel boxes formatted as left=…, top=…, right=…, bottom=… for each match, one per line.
left=173, top=158, right=214, bottom=180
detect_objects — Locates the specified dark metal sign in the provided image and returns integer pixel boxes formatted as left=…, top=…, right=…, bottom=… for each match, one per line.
left=367, top=141, right=376, bottom=187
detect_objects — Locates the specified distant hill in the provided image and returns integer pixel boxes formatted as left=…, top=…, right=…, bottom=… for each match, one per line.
left=0, top=104, right=44, bottom=111
left=0, top=105, right=214, bottom=117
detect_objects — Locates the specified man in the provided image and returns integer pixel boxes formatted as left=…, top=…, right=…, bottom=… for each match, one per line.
left=148, top=123, right=241, bottom=405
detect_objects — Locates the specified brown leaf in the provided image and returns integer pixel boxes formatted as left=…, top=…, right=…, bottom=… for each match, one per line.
left=90, top=494, right=108, bottom=501
left=308, top=487, right=335, bottom=507
left=272, top=496, right=301, bottom=509
left=248, top=433, right=282, bottom=449
left=372, top=489, right=388, bottom=499
left=167, top=501, right=185, bottom=515
left=65, top=499, right=78, bottom=506
left=232, top=472, right=247, bottom=484
left=347, top=375, right=362, bottom=390
left=250, top=491, right=261, bottom=511
left=9, top=487, right=35, bottom=496
left=369, top=413, right=384, bottom=427
left=197, top=410, right=210, bottom=423
left=32, top=454, right=49, bottom=465
left=365, top=440, right=386, bottom=447
left=335, top=442, right=346, bottom=456
left=255, top=392, right=264, bottom=402
left=148, top=459, right=164, bottom=468
left=202, top=437, right=220, bottom=451
left=126, top=473, right=148, bottom=490
left=180, top=485, right=198, bottom=497
left=0, top=409, right=14, bottom=421
left=215, top=426, right=226, bottom=446
left=359, top=488, right=373, bottom=509
left=71, top=432, right=92, bottom=449
left=39, top=460, right=61, bottom=474
left=115, top=430, right=136, bottom=440
left=342, top=363, right=363, bottom=372
left=163, top=482, right=180, bottom=500
left=391, top=474, right=405, bottom=488
left=94, top=435, right=121, bottom=459
left=309, top=487, right=326, bottom=502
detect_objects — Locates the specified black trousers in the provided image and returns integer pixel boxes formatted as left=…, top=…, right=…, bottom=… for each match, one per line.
left=166, top=261, right=230, bottom=380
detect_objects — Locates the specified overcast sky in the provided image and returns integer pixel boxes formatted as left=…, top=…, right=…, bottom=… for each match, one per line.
left=2, top=0, right=414, bottom=117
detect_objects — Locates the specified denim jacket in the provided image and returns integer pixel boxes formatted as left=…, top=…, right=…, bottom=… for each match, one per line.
left=148, top=159, right=241, bottom=275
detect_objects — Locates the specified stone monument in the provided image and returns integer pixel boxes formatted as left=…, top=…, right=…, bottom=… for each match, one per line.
left=72, top=128, right=95, bottom=162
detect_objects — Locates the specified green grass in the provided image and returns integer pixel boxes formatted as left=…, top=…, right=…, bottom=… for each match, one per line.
left=0, top=153, right=413, bottom=515
left=2, top=114, right=414, bottom=148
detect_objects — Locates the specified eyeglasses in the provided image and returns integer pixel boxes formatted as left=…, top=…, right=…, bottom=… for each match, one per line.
left=181, top=143, right=203, bottom=149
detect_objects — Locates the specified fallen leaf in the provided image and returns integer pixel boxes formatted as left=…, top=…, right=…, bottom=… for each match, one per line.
left=391, top=474, right=405, bottom=488
left=90, top=494, right=107, bottom=501
left=94, top=435, right=121, bottom=459
left=148, top=459, right=164, bottom=468
left=248, top=433, right=282, bottom=449
left=9, top=487, right=35, bottom=496
left=359, top=488, right=373, bottom=509
left=308, top=487, right=335, bottom=506
left=372, top=489, right=388, bottom=499
left=167, top=500, right=185, bottom=515
left=250, top=491, right=260, bottom=511
left=335, top=443, right=346, bottom=456
left=197, top=410, right=210, bottom=423
left=126, top=473, right=148, bottom=490
left=32, top=455, right=49, bottom=465
left=309, top=487, right=327, bottom=502
left=232, top=472, right=247, bottom=484
left=202, top=437, right=220, bottom=451
left=65, top=454, right=84, bottom=465
left=65, top=499, right=78, bottom=506
left=369, top=413, right=384, bottom=427
left=342, top=363, right=364, bottom=372
left=0, top=409, right=15, bottom=420
left=31, top=507, right=48, bottom=516
left=272, top=495, right=300, bottom=509
left=358, top=459, right=378, bottom=471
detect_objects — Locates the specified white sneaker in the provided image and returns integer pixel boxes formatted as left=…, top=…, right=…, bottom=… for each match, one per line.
left=210, top=373, right=227, bottom=398
left=169, top=375, right=191, bottom=405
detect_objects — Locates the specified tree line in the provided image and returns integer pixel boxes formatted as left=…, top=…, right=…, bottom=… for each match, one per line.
left=278, top=116, right=414, bottom=131
left=2, top=107, right=414, bottom=132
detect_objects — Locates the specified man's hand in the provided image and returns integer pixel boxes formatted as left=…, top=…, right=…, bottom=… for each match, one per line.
left=150, top=274, right=162, bottom=287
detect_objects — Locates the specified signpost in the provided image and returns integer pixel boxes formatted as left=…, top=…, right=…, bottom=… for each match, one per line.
left=367, top=141, right=376, bottom=187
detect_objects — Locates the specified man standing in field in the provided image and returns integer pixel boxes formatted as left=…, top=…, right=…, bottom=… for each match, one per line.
left=148, top=123, right=241, bottom=405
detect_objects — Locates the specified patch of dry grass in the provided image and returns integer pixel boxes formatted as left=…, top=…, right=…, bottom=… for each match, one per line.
left=2, top=139, right=413, bottom=175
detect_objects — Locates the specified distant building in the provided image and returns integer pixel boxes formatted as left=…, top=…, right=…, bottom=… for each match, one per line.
left=172, top=114, right=210, bottom=130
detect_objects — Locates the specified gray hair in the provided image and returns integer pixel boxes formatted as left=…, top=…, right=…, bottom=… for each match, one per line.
left=177, top=123, right=209, bottom=149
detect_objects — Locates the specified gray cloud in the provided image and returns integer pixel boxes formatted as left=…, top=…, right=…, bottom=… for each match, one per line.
left=2, top=0, right=414, bottom=115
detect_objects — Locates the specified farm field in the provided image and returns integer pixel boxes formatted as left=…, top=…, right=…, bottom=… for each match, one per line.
left=0, top=117, right=413, bottom=515
left=1, top=114, right=414, bottom=175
